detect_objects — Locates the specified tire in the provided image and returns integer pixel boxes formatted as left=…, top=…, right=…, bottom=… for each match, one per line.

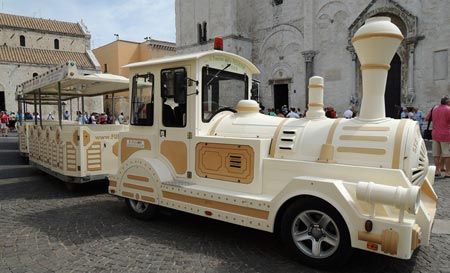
left=280, top=197, right=352, bottom=268
left=125, top=198, right=158, bottom=220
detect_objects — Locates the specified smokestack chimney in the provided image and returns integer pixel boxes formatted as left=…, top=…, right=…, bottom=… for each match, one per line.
left=352, top=17, right=403, bottom=121
left=306, top=76, right=326, bottom=119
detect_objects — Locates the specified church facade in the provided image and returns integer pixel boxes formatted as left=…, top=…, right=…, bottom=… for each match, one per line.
left=0, top=12, right=101, bottom=116
left=176, top=0, right=450, bottom=117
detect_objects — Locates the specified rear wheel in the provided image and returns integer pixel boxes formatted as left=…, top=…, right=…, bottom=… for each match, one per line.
left=280, top=197, right=352, bottom=268
left=125, top=198, right=158, bottom=220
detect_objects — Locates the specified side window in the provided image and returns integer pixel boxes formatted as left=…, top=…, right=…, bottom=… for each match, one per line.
left=19, top=35, right=26, bottom=47
left=161, top=68, right=187, bottom=127
left=131, top=73, right=154, bottom=126
left=54, top=39, right=60, bottom=49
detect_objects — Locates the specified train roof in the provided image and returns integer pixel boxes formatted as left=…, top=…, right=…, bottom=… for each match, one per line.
left=16, top=61, right=131, bottom=103
left=124, top=50, right=260, bottom=75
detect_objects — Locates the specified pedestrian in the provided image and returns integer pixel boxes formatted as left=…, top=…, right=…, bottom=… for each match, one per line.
left=343, top=108, right=353, bottom=119
left=425, top=96, right=450, bottom=178
left=63, top=110, right=70, bottom=120
left=325, top=106, right=337, bottom=118
left=413, top=107, right=424, bottom=133
left=286, top=107, right=300, bottom=118
left=9, top=112, right=16, bottom=131
left=281, top=105, right=288, bottom=116
left=1, top=111, right=9, bottom=137
left=98, top=113, right=107, bottom=124
left=400, top=107, right=408, bottom=118
left=276, top=109, right=285, bottom=117
left=47, top=112, right=54, bottom=120
left=117, top=112, right=125, bottom=124
left=268, top=108, right=276, bottom=116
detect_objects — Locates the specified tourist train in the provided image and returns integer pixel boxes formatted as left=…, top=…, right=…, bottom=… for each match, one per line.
left=17, top=17, right=436, bottom=267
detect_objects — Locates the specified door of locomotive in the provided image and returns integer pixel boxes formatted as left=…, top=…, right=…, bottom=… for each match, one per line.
left=158, top=66, right=192, bottom=178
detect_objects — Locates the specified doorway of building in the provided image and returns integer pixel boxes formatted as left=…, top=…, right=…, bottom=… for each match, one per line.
left=385, top=54, right=401, bottom=118
left=274, top=84, right=288, bottom=111
left=0, top=91, right=5, bottom=111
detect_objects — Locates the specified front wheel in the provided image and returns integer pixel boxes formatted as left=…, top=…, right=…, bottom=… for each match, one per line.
left=280, top=197, right=352, bottom=268
left=125, top=198, right=158, bottom=220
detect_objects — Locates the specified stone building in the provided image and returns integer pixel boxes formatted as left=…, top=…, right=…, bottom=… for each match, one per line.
left=93, top=38, right=176, bottom=118
left=0, top=12, right=101, bottom=116
left=176, top=0, right=450, bottom=117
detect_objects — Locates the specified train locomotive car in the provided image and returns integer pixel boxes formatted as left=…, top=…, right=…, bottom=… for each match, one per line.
left=109, top=17, right=437, bottom=267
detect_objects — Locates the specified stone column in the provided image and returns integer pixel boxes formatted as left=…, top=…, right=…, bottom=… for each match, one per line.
left=302, top=50, right=318, bottom=108
left=407, top=44, right=415, bottom=104
left=404, top=36, right=423, bottom=104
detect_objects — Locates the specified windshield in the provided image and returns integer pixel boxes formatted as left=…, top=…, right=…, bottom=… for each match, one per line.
left=201, top=66, right=248, bottom=122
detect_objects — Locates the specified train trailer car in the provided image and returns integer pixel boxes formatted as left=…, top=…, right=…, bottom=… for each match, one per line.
left=108, top=17, right=437, bottom=267
left=16, top=62, right=129, bottom=185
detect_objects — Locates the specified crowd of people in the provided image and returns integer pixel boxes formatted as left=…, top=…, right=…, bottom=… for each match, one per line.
left=261, top=104, right=356, bottom=119
left=0, top=109, right=127, bottom=137
left=73, top=111, right=125, bottom=125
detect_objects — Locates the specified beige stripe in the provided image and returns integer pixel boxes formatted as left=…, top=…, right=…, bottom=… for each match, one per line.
left=109, top=180, right=117, bottom=187
left=343, top=126, right=390, bottom=131
left=337, top=146, right=386, bottom=155
left=326, top=118, right=342, bottom=144
left=122, top=191, right=134, bottom=198
left=269, top=118, right=290, bottom=158
left=392, top=119, right=407, bottom=169
left=141, top=196, right=156, bottom=203
left=308, top=102, right=324, bottom=107
left=162, top=191, right=269, bottom=219
left=236, top=106, right=259, bottom=112
left=361, top=64, right=391, bottom=70
left=127, top=174, right=149, bottom=182
left=339, top=135, right=388, bottom=142
left=209, top=113, right=229, bottom=136
left=123, top=182, right=154, bottom=193
left=352, top=32, right=404, bottom=43
left=308, top=84, right=323, bottom=88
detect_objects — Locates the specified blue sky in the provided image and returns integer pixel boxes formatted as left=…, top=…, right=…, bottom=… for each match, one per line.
left=1, top=0, right=176, bottom=48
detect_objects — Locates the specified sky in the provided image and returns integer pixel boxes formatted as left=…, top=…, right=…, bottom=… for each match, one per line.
left=0, top=0, right=176, bottom=48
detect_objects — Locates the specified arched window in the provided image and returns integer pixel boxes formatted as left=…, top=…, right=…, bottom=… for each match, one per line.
left=54, top=39, right=59, bottom=49
left=32, top=73, right=38, bottom=78
left=19, top=35, right=26, bottom=47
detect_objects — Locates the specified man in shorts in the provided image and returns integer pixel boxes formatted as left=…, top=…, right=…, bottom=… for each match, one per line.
left=0, top=111, right=9, bottom=137
left=427, top=96, right=450, bottom=177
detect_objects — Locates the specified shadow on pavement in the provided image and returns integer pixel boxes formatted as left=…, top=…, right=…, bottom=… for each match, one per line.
left=0, top=174, right=108, bottom=201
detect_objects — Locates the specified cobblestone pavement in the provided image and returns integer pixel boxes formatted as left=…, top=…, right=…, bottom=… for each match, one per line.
left=0, top=135, right=449, bottom=273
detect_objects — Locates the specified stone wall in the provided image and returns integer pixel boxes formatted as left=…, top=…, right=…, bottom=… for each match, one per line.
left=0, top=17, right=99, bottom=115
left=176, top=0, right=450, bottom=116
left=0, top=28, right=88, bottom=53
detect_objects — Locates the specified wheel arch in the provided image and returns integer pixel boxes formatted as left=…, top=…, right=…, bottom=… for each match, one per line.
left=112, top=155, right=174, bottom=204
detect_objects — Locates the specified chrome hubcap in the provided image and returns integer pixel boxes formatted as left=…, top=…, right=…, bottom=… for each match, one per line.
left=291, top=210, right=340, bottom=259
left=129, top=199, right=149, bottom=213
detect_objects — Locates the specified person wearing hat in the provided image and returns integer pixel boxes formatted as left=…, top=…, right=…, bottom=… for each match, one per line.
left=425, top=96, right=450, bottom=178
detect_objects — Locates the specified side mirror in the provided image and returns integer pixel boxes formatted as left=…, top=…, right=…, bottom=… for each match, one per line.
left=161, top=73, right=169, bottom=98
left=174, top=70, right=187, bottom=104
